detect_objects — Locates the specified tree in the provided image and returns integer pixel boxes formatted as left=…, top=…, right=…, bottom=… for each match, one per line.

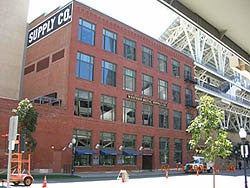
left=186, top=95, right=233, bottom=188
left=12, top=98, right=38, bottom=152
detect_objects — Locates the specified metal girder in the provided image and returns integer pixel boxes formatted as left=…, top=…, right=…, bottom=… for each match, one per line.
left=160, top=17, right=250, bottom=132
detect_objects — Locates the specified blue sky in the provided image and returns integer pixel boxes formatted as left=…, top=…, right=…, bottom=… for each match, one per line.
left=27, top=0, right=177, bottom=39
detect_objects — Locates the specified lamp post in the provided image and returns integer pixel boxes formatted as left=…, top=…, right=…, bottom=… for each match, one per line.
left=71, top=137, right=76, bottom=175
left=239, top=128, right=248, bottom=188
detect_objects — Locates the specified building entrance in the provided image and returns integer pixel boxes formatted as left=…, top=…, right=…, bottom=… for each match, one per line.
left=142, top=154, right=152, bottom=170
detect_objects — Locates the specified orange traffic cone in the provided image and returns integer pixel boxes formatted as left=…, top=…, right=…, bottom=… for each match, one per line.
left=42, top=176, right=47, bottom=188
left=165, top=170, right=168, bottom=179
left=121, top=175, right=125, bottom=183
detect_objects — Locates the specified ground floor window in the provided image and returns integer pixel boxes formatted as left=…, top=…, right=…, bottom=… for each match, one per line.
left=123, top=155, right=136, bottom=165
left=159, top=137, right=169, bottom=165
left=174, top=138, right=182, bottom=164
left=99, top=155, right=116, bottom=166
left=74, top=154, right=91, bottom=166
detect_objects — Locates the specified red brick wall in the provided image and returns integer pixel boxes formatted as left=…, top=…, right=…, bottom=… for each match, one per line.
left=18, top=1, right=196, bottom=172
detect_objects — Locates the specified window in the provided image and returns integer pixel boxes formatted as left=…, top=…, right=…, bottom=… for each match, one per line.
left=172, top=84, right=181, bottom=103
left=74, top=89, right=92, bottom=117
left=100, top=95, right=116, bottom=121
left=123, top=134, right=136, bottom=149
left=102, top=29, right=117, bottom=53
left=73, top=129, right=92, bottom=166
left=123, top=68, right=136, bottom=91
left=102, top=60, right=116, bottom=87
left=142, top=136, right=154, bottom=149
left=142, top=104, right=153, bottom=126
left=142, top=46, right=152, bottom=67
left=100, top=132, right=115, bottom=149
left=158, top=79, right=168, bottom=100
left=76, top=52, right=94, bottom=81
left=159, top=108, right=168, bottom=128
left=158, top=53, right=167, bottom=73
left=24, top=64, right=35, bottom=75
left=159, top=137, right=169, bottom=165
left=142, top=74, right=153, bottom=96
left=174, top=139, right=182, bottom=164
left=78, top=19, right=95, bottom=45
left=186, top=113, right=193, bottom=129
left=99, top=132, right=116, bottom=166
left=184, top=65, right=191, bottom=80
left=52, top=49, right=64, bottom=62
left=171, top=59, right=180, bottom=78
left=37, top=57, right=49, bottom=72
left=122, top=134, right=137, bottom=165
left=124, top=38, right=136, bottom=61
left=185, top=88, right=193, bottom=106
left=173, top=110, right=182, bottom=130
left=186, top=139, right=192, bottom=151
left=123, top=100, right=136, bottom=124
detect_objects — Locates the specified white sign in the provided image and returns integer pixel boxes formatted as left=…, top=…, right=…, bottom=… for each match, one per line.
left=27, top=2, right=72, bottom=47
left=8, top=116, right=18, bottom=142
left=241, top=145, right=249, bottom=158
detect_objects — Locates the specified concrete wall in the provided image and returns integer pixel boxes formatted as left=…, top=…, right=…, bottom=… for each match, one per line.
left=0, top=0, right=29, bottom=100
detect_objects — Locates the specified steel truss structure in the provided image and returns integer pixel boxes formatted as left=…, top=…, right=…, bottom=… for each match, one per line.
left=160, top=17, right=250, bottom=132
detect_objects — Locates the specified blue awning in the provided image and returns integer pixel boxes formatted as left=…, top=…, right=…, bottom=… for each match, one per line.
left=123, top=150, right=142, bottom=156
left=75, top=148, right=97, bottom=155
left=100, top=149, right=121, bottom=156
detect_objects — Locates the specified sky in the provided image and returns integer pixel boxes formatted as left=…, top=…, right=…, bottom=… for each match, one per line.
left=27, top=0, right=177, bottom=39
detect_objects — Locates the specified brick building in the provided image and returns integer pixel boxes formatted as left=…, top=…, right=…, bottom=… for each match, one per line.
left=21, top=1, right=196, bottom=173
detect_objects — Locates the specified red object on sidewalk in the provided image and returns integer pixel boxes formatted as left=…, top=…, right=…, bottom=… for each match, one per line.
left=165, top=170, right=168, bottom=179
left=42, top=176, right=47, bottom=188
left=196, top=170, right=199, bottom=176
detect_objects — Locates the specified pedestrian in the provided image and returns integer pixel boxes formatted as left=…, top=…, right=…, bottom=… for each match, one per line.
left=238, top=161, right=242, bottom=170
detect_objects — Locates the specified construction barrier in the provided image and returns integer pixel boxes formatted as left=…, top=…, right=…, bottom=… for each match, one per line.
left=176, top=164, right=183, bottom=172
left=226, top=164, right=236, bottom=172
left=161, top=165, right=170, bottom=172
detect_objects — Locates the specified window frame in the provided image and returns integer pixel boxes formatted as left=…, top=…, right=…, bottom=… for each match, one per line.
left=123, top=100, right=136, bottom=124
left=124, top=38, right=136, bottom=61
left=159, top=107, right=169, bottom=129
left=158, top=53, right=167, bottom=73
left=142, top=104, right=153, bottom=126
left=76, top=52, right=94, bottom=81
left=158, top=79, right=168, bottom=100
left=123, top=68, right=136, bottom=92
left=74, top=89, right=93, bottom=117
left=142, top=46, right=153, bottom=67
left=142, top=74, right=153, bottom=96
left=173, top=110, right=182, bottom=130
left=78, top=18, right=96, bottom=45
left=171, top=59, right=180, bottom=78
left=102, top=29, right=117, bottom=54
left=101, top=60, right=117, bottom=87
left=172, top=84, right=181, bottom=104
left=100, top=95, right=116, bottom=121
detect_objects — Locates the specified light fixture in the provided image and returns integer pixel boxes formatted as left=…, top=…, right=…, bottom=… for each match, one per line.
left=239, top=128, right=247, bottom=139
left=72, top=137, right=76, bottom=145
left=95, top=144, right=100, bottom=149
left=50, top=145, right=55, bottom=150
left=139, top=146, right=143, bottom=151
left=118, top=145, right=123, bottom=151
